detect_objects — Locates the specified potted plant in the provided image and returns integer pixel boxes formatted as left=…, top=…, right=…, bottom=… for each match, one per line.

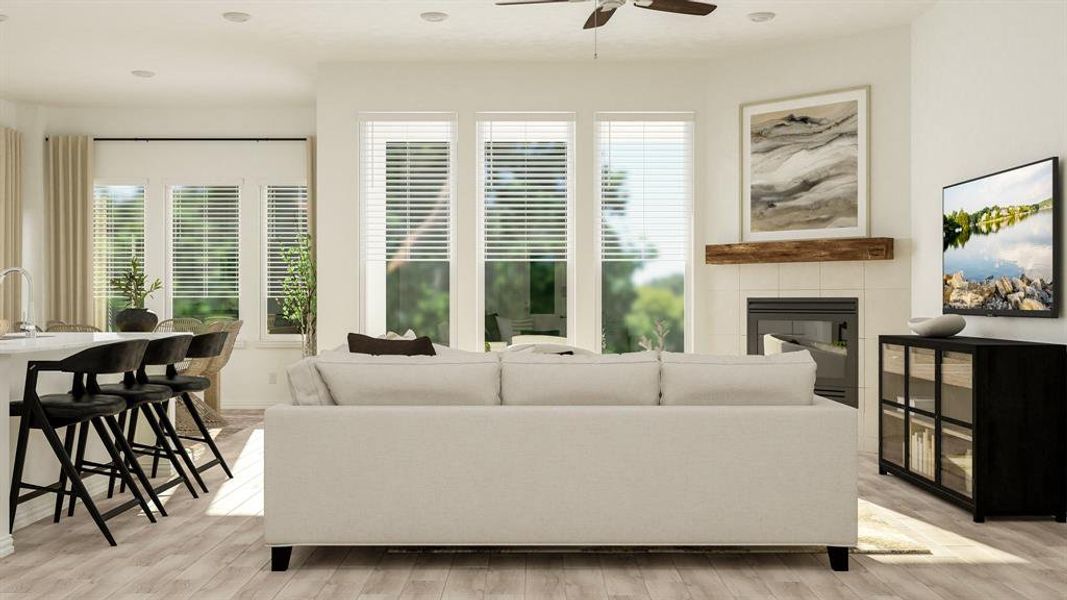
left=281, top=234, right=317, bottom=357
left=111, top=257, right=163, bottom=332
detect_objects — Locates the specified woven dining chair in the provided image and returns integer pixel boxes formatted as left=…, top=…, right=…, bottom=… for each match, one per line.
left=175, top=319, right=242, bottom=433
left=154, top=318, right=206, bottom=334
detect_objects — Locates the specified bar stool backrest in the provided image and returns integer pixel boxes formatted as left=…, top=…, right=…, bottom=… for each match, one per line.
left=185, top=332, right=228, bottom=360
left=50, top=340, right=149, bottom=397
left=142, top=335, right=193, bottom=366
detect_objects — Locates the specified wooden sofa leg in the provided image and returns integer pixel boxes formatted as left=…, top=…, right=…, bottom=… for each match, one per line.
left=827, top=546, right=849, bottom=571
left=271, top=546, right=293, bottom=572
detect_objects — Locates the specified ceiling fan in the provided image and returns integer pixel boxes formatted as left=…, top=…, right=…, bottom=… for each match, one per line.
left=495, top=0, right=717, bottom=30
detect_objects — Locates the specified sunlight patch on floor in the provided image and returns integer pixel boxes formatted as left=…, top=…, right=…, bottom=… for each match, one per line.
left=863, top=501, right=1027, bottom=565
left=204, top=428, right=264, bottom=517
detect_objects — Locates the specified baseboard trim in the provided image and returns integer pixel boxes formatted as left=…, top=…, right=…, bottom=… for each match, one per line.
left=0, top=534, right=13, bottom=558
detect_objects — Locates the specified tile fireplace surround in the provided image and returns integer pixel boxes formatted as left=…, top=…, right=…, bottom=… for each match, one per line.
left=704, top=258, right=911, bottom=453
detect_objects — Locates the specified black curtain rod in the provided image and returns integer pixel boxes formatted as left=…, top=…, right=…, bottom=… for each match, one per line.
left=44, top=136, right=308, bottom=142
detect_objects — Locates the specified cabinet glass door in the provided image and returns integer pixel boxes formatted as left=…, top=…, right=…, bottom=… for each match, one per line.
left=940, top=421, right=974, bottom=498
left=941, top=351, right=973, bottom=424
left=908, top=347, right=936, bottom=413
left=881, top=344, right=906, bottom=405
left=908, top=412, right=936, bottom=480
left=881, top=405, right=905, bottom=467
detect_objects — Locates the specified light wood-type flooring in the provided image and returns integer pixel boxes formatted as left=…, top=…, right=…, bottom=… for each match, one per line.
left=1, top=411, right=1064, bottom=599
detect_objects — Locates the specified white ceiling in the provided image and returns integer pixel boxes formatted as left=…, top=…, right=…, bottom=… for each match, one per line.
left=0, top=0, right=931, bottom=107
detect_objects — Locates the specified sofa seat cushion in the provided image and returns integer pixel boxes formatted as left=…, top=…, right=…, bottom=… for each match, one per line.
left=660, top=351, right=816, bottom=406
left=501, top=351, right=660, bottom=406
left=316, top=352, right=501, bottom=406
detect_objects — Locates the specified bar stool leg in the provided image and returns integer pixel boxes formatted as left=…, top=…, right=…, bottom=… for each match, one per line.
left=91, top=418, right=157, bottom=524
left=140, top=405, right=200, bottom=498
left=8, top=415, right=31, bottom=532
left=104, top=414, right=167, bottom=517
left=110, top=411, right=127, bottom=498
left=181, top=393, right=233, bottom=479
left=53, top=426, right=76, bottom=523
left=152, top=401, right=210, bottom=494
left=68, top=422, right=90, bottom=517
left=27, top=401, right=116, bottom=546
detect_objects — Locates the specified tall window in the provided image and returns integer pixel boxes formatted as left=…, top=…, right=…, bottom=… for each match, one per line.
left=598, top=118, right=692, bottom=353
left=169, top=185, right=241, bottom=321
left=92, top=184, right=145, bottom=329
left=478, top=119, right=573, bottom=346
left=264, top=185, right=309, bottom=335
left=361, top=119, right=454, bottom=343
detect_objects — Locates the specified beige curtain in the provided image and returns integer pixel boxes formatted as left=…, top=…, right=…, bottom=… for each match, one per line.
left=46, top=135, right=94, bottom=324
left=0, top=128, right=23, bottom=323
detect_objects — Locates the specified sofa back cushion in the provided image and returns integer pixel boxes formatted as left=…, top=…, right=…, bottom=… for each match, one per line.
left=316, top=352, right=500, bottom=406
left=501, top=352, right=660, bottom=406
left=660, top=351, right=816, bottom=406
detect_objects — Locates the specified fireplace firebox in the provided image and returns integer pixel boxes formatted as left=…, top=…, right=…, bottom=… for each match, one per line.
left=747, top=298, right=858, bottom=407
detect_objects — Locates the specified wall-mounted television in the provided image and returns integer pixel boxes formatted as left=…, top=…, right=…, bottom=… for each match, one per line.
left=943, top=157, right=1059, bottom=317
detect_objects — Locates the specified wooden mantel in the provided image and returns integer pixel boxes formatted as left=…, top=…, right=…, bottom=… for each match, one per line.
left=705, top=237, right=894, bottom=265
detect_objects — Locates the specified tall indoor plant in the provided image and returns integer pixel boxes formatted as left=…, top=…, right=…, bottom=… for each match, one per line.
left=111, top=257, right=163, bottom=331
left=281, top=234, right=317, bottom=357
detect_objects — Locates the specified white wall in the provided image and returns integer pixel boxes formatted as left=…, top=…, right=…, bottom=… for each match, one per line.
left=911, top=1, right=1067, bottom=342
left=700, top=26, right=912, bottom=452
left=316, top=61, right=710, bottom=353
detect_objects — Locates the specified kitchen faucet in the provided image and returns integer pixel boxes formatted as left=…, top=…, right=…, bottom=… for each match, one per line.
left=0, top=267, right=37, bottom=338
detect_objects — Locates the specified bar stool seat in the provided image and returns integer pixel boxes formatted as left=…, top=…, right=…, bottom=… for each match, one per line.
left=10, top=393, right=126, bottom=421
left=145, top=374, right=210, bottom=393
left=97, top=382, right=174, bottom=404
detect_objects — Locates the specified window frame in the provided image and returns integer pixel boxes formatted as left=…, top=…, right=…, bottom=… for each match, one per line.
left=91, top=179, right=151, bottom=331
left=474, top=113, right=577, bottom=347
left=357, top=112, right=459, bottom=344
left=593, top=113, right=695, bottom=353
left=259, top=181, right=310, bottom=343
left=163, top=179, right=245, bottom=325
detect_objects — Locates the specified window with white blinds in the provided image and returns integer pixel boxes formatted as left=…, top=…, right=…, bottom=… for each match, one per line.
left=169, top=185, right=241, bottom=321
left=92, top=184, right=146, bottom=329
left=478, top=118, right=573, bottom=345
left=597, top=118, right=692, bottom=353
left=360, top=119, right=454, bottom=343
left=479, top=120, right=572, bottom=262
left=264, top=185, right=309, bottom=334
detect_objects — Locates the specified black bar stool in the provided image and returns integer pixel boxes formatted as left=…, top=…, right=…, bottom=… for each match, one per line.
left=8, top=340, right=158, bottom=546
left=65, top=334, right=203, bottom=520
left=146, top=331, right=234, bottom=485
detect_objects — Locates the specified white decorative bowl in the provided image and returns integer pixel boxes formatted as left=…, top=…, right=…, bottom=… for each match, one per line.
left=908, top=315, right=966, bottom=338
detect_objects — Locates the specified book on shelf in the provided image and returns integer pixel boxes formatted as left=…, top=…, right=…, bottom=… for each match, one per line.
left=909, top=427, right=936, bottom=477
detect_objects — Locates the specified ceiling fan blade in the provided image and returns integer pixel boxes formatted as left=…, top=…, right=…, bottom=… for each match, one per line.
left=496, top=0, right=579, bottom=5
left=582, top=7, right=617, bottom=29
left=634, top=0, right=716, bottom=16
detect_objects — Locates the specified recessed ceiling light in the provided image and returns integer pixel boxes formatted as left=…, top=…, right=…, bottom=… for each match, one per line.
left=420, top=11, right=449, bottom=23
left=131, top=70, right=156, bottom=78
left=747, top=11, right=776, bottom=23
left=222, top=11, right=252, bottom=23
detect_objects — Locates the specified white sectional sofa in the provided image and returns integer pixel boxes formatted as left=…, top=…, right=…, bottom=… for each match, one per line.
left=266, top=348, right=858, bottom=572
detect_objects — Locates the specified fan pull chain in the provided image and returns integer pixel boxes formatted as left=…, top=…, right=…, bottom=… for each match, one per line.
left=593, top=8, right=599, bottom=60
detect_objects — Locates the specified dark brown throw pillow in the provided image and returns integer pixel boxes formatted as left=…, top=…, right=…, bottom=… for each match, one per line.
left=347, top=333, right=437, bottom=356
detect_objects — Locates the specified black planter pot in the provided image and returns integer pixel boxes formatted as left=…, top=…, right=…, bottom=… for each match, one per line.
left=114, top=307, right=159, bottom=332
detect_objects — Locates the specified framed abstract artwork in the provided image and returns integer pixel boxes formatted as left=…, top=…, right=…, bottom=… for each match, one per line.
left=740, top=86, right=869, bottom=242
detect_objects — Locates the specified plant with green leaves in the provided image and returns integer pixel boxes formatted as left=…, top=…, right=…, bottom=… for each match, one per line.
left=110, top=257, right=162, bottom=308
left=281, top=234, right=317, bottom=357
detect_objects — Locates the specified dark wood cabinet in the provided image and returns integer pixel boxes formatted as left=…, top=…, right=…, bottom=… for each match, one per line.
left=878, top=335, right=1066, bottom=522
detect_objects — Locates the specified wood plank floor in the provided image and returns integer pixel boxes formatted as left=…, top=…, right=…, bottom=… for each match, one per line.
left=2, top=411, right=1064, bottom=600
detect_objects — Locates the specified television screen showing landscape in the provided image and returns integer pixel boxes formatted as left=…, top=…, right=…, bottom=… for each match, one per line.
left=943, top=158, right=1056, bottom=314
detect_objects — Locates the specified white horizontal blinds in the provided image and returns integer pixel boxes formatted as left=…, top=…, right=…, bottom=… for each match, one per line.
left=598, top=119, right=692, bottom=262
left=265, top=185, right=309, bottom=302
left=361, top=120, right=453, bottom=263
left=169, top=185, right=240, bottom=302
left=480, top=120, right=572, bottom=261
left=92, top=184, right=145, bottom=327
